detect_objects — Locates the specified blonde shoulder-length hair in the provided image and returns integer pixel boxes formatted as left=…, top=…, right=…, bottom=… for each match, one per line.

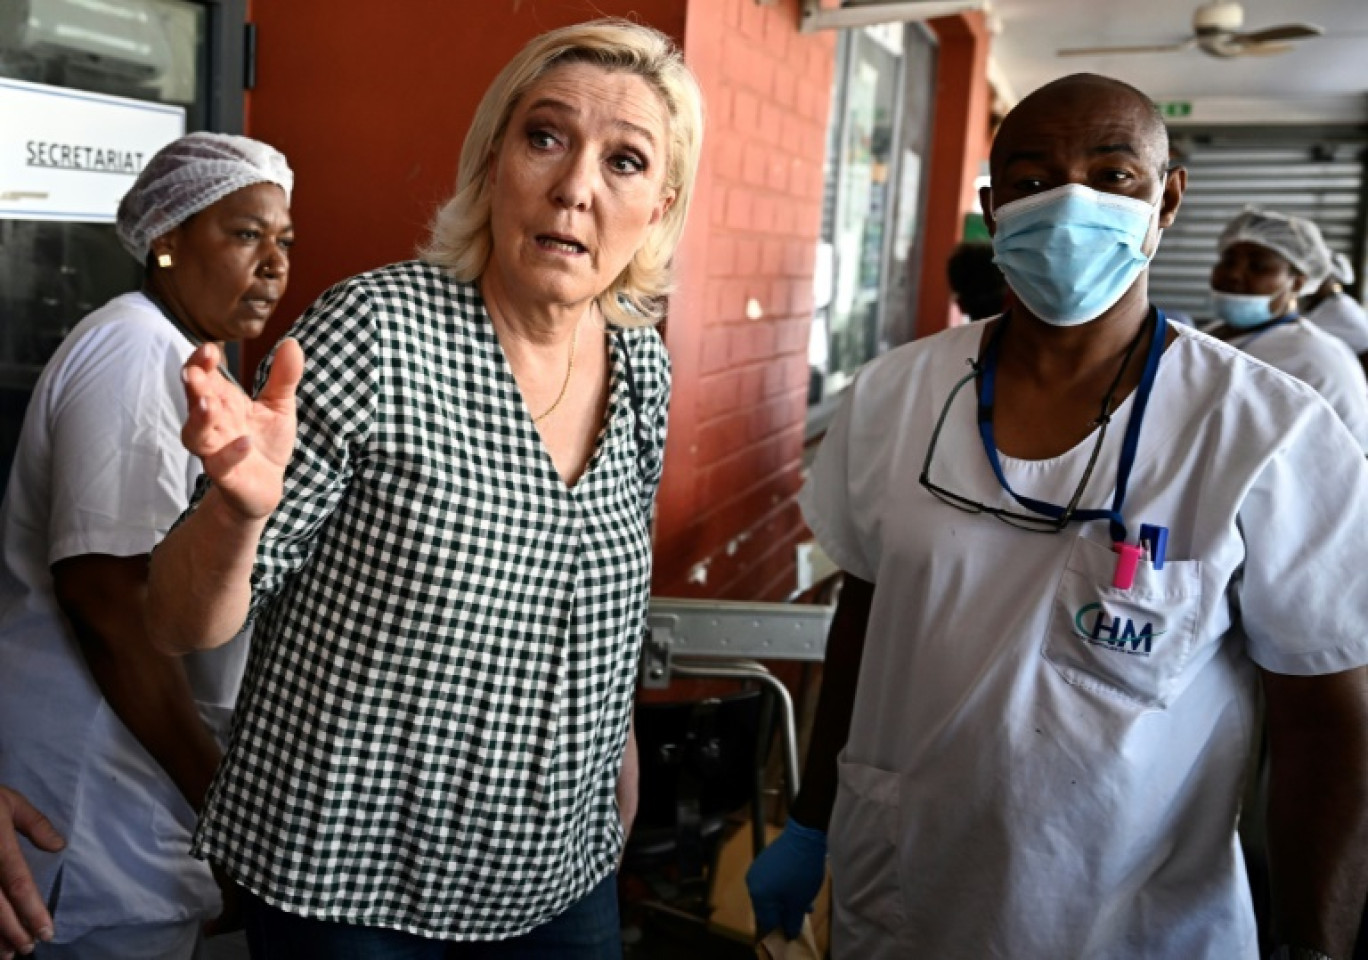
left=420, top=18, right=705, bottom=328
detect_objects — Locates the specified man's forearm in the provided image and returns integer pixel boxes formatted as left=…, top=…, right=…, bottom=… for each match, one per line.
left=1264, top=667, right=1368, bottom=957
left=789, top=574, right=873, bottom=830
left=1266, top=744, right=1368, bottom=955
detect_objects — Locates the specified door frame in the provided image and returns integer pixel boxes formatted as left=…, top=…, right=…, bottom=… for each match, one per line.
left=201, top=0, right=249, bottom=133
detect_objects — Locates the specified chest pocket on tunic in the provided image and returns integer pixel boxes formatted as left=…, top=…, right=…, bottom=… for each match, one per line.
left=1042, top=536, right=1203, bottom=710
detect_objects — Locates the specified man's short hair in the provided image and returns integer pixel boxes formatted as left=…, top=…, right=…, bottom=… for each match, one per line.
left=989, top=74, right=1170, bottom=180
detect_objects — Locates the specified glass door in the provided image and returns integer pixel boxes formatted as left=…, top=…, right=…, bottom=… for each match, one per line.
left=807, top=22, right=936, bottom=412
left=822, top=25, right=904, bottom=401
left=0, top=0, right=245, bottom=483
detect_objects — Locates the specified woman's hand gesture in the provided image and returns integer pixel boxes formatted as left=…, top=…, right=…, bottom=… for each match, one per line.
left=181, top=339, right=304, bottom=522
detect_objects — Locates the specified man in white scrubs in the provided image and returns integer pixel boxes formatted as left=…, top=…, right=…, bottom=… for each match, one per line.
left=747, top=74, right=1368, bottom=960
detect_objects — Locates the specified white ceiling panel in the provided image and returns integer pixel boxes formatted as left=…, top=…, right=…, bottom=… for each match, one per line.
left=988, top=0, right=1368, bottom=104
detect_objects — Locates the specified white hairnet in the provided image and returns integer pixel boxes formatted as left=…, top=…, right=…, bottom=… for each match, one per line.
left=1217, top=208, right=1324, bottom=278
left=1332, top=251, right=1356, bottom=286
left=115, top=132, right=293, bottom=263
left=1297, top=221, right=1336, bottom=292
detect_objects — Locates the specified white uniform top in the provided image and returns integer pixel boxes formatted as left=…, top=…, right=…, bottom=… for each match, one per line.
left=1306, top=292, right=1368, bottom=355
left=801, top=319, right=1368, bottom=960
left=1227, top=319, right=1368, bottom=453
left=0, top=293, right=248, bottom=940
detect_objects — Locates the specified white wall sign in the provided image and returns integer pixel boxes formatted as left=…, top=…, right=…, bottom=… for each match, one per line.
left=0, top=77, right=185, bottom=223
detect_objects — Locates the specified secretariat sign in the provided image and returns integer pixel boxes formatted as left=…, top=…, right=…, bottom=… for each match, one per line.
left=0, top=77, right=185, bottom=223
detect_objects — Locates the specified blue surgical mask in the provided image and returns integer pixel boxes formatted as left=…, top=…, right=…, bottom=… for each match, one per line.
left=1210, top=289, right=1277, bottom=329
left=991, top=183, right=1163, bottom=326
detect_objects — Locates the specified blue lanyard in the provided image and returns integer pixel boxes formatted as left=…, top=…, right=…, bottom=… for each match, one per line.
left=1232, top=313, right=1296, bottom=349
left=977, top=309, right=1167, bottom=544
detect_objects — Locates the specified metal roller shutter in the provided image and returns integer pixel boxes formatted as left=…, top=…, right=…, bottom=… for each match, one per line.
left=1150, top=128, right=1367, bottom=321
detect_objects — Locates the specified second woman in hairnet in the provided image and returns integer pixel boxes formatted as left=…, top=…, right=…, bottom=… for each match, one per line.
left=0, top=132, right=294, bottom=959
left=1206, top=207, right=1368, bottom=452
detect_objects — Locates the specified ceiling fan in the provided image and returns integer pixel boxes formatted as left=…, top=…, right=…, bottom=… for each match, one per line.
left=1057, top=1, right=1324, bottom=59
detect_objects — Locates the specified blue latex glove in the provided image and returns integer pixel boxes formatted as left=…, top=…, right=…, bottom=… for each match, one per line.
left=745, top=818, right=828, bottom=939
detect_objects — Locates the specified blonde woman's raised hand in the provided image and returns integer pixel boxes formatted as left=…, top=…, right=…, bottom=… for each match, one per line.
left=181, top=339, right=304, bottom=522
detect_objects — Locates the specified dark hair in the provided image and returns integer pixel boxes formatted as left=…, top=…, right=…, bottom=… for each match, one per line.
left=947, top=242, right=1006, bottom=321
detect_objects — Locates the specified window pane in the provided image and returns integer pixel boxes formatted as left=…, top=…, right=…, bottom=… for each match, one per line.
left=0, top=0, right=205, bottom=480
left=811, top=27, right=903, bottom=404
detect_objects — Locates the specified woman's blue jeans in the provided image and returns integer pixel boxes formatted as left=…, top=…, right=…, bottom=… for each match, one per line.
left=241, top=874, right=622, bottom=959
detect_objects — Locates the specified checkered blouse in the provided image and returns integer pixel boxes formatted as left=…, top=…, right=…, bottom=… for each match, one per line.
left=189, top=261, right=669, bottom=939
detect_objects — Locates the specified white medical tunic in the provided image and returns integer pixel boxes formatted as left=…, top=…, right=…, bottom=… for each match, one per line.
left=801, top=320, right=1368, bottom=960
left=0, top=293, right=247, bottom=940
left=1228, top=319, right=1368, bottom=452
left=1307, top=292, right=1368, bottom=355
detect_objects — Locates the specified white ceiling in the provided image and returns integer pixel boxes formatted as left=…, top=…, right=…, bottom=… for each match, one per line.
left=986, top=0, right=1368, bottom=105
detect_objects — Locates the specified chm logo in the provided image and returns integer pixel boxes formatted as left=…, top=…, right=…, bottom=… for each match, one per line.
left=1073, top=602, right=1166, bottom=657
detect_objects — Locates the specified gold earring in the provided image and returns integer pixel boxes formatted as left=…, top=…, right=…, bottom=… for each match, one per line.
left=156, top=252, right=173, bottom=269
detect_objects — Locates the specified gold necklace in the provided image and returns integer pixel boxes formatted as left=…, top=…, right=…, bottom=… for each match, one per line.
left=533, top=317, right=579, bottom=423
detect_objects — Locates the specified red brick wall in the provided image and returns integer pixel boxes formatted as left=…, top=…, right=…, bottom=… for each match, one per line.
left=657, top=0, right=835, bottom=602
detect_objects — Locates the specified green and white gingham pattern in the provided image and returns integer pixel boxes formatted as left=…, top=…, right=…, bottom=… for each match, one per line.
left=189, top=261, right=668, bottom=939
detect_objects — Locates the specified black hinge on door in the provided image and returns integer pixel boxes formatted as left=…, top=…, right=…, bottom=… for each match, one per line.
left=243, top=22, right=258, bottom=90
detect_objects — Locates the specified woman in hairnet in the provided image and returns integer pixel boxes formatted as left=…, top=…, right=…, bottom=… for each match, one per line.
left=0, top=132, right=293, bottom=959
left=1206, top=207, right=1368, bottom=452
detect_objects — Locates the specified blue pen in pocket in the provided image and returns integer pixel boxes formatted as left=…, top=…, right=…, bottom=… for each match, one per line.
left=1140, top=524, right=1168, bottom=570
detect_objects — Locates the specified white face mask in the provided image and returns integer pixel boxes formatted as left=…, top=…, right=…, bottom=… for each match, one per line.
left=990, top=182, right=1165, bottom=327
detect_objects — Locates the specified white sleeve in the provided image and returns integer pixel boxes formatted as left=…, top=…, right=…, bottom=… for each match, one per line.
left=1238, top=399, right=1368, bottom=675
left=1308, top=295, right=1368, bottom=355
left=1309, top=339, right=1368, bottom=452
left=46, top=321, right=194, bottom=564
left=798, top=383, right=878, bottom=582
left=1269, top=335, right=1368, bottom=453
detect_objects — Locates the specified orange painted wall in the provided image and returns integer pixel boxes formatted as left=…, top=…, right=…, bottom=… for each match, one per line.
left=914, top=11, right=992, bottom=339
left=241, top=0, right=686, bottom=374
left=655, top=0, right=835, bottom=601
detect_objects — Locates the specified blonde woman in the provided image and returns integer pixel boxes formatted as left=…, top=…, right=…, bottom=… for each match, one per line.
left=146, top=19, right=703, bottom=959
